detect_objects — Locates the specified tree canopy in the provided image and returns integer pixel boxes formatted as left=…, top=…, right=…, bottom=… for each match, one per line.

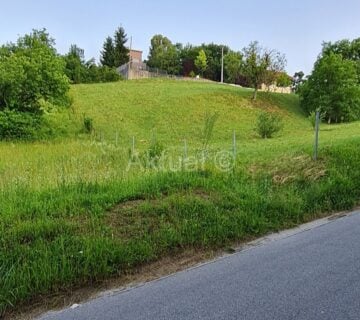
left=242, top=42, right=286, bottom=100
left=224, top=51, right=243, bottom=84
left=194, top=49, right=207, bottom=76
left=147, top=35, right=181, bottom=75
left=299, top=53, right=360, bottom=123
left=0, top=29, right=69, bottom=114
left=114, top=27, right=129, bottom=67
left=100, top=36, right=116, bottom=67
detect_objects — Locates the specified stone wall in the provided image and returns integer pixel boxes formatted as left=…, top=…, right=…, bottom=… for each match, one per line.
left=260, top=83, right=292, bottom=94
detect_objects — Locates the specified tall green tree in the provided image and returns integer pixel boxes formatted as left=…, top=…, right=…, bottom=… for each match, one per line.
left=64, top=44, right=86, bottom=84
left=299, top=53, right=360, bottom=123
left=0, top=29, right=69, bottom=113
left=242, top=42, right=286, bottom=100
left=114, top=27, right=129, bottom=67
left=195, top=49, right=207, bottom=76
left=224, top=51, right=243, bottom=83
left=322, top=38, right=360, bottom=81
left=147, top=35, right=181, bottom=74
left=201, top=44, right=229, bottom=81
left=179, top=44, right=199, bottom=76
left=100, top=36, right=115, bottom=67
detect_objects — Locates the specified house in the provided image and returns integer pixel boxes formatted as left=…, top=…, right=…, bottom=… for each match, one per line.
left=118, top=49, right=150, bottom=79
left=129, top=50, right=143, bottom=64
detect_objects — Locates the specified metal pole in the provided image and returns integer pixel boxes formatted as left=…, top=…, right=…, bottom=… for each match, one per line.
left=221, top=46, right=224, bottom=83
left=313, top=111, right=320, bottom=160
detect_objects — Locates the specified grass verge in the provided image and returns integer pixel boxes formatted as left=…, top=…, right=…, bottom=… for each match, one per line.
left=1, top=138, right=360, bottom=316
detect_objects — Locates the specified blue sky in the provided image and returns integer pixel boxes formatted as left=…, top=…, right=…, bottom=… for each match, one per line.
left=1, top=0, right=360, bottom=75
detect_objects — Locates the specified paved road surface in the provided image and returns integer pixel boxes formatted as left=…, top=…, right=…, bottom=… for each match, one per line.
left=40, top=210, right=360, bottom=320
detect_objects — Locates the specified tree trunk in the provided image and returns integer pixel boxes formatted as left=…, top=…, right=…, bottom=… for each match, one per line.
left=253, top=88, right=258, bottom=100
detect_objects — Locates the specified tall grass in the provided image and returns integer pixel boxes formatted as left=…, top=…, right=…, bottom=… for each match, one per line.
left=0, top=79, right=360, bottom=315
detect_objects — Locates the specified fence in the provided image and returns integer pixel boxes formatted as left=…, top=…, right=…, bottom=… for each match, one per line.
left=117, top=62, right=214, bottom=82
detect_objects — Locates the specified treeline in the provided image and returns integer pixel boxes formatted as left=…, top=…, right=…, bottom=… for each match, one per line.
left=64, top=27, right=130, bottom=84
left=132, top=34, right=292, bottom=91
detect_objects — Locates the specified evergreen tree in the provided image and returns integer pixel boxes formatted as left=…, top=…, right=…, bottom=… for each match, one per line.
left=114, top=27, right=129, bottom=67
left=100, top=36, right=115, bottom=67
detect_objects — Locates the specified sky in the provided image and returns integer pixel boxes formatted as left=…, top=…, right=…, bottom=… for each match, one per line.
left=1, top=0, right=360, bottom=75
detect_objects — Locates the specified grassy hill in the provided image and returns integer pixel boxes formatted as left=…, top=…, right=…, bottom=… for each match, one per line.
left=1, top=79, right=360, bottom=316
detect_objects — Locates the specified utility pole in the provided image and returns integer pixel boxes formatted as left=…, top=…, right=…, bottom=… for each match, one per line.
left=221, top=46, right=224, bottom=83
left=127, top=36, right=132, bottom=80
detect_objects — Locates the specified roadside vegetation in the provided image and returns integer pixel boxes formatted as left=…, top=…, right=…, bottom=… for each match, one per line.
left=1, top=79, right=360, bottom=316
left=1, top=29, right=360, bottom=316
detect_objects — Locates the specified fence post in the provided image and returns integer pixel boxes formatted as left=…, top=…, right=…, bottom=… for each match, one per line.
left=232, top=130, right=236, bottom=161
left=313, top=111, right=320, bottom=160
left=132, top=136, right=135, bottom=155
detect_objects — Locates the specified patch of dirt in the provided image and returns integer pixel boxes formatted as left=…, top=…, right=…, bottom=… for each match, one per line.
left=104, top=188, right=214, bottom=240
left=6, top=188, right=217, bottom=320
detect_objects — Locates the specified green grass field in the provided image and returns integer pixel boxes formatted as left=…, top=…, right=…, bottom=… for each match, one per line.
left=1, top=79, right=360, bottom=315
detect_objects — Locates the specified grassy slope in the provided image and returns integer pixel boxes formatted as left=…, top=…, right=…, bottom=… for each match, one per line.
left=1, top=79, right=360, bottom=315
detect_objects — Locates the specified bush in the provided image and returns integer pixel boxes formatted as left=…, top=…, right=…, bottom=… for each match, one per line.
left=256, top=111, right=283, bottom=138
left=83, top=116, right=94, bottom=134
left=0, top=29, right=70, bottom=114
left=98, top=66, right=122, bottom=82
left=138, top=140, right=165, bottom=169
left=0, top=110, right=45, bottom=140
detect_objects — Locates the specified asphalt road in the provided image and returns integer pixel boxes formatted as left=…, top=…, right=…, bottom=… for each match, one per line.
left=40, top=210, right=360, bottom=320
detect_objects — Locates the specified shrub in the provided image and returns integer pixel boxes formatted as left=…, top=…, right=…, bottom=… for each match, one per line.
left=256, top=111, right=283, bottom=138
left=98, top=66, right=122, bottom=82
left=138, top=139, right=165, bottom=169
left=0, top=110, right=44, bottom=140
left=0, top=29, right=70, bottom=114
left=83, top=116, right=94, bottom=133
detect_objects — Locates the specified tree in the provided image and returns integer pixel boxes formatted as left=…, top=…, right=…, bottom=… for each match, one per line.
left=0, top=29, right=69, bottom=113
left=292, top=71, right=305, bottom=93
left=276, top=72, right=292, bottom=88
left=299, top=53, right=360, bottom=123
left=147, top=35, right=181, bottom=74
left=201, top=44, right=229, bottom=81
left=322, top=38, right=360, bottom=82
left=64, top=44, right=86, bottom=84
left=179, top=44, right=199, bottom=76
left=100, top=36, right=115, bottom=67
left=242, top=42, right=286, bottom=100
left=224, top=51, right=243, bottom=83
left=113, top=27, right=129, bottom=67
left=195, top=49, right=207, bottom=76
